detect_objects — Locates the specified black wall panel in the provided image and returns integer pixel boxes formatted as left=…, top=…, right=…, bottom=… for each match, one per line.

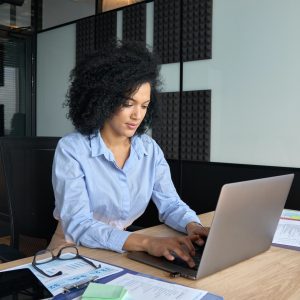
left=181, top=162, right=300, bottom=215
left=152, top=90, right=211, bottom=162
left=134, top=161, right=300, bottom=227
left=182, top=0, right=212, bottom=61
left=95, top=12, right=117, bottom=51
left=153, top=0, right=212, bottom=63
left=123, top=3, right=146, bottom=43
left=152, top=92, right=180, bottom=160
left=154, top=0, right=180, bottom=64
left=181, top=90, right=210, bottom=161
left=76, top=13, right=117, bottom=63
left=76, top=16, right=95, bottom=63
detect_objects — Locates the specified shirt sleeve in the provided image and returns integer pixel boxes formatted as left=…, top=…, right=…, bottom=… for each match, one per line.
left=151, top=142, right=201, bottom=233
left=52, top=138, right=132, bottom=253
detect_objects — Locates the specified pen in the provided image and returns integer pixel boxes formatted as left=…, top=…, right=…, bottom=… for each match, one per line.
left=63, top=275, right=98, bottom=293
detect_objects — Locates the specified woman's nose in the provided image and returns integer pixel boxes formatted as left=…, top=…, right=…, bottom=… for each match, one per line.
left=131, top=107, right=142, bottom=119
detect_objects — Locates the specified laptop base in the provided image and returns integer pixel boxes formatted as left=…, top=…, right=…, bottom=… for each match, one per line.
left=127, top=251, right=198, bottom=279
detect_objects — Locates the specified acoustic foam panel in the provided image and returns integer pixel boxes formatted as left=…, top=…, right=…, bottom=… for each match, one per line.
left=152, top=92, right=180, bottom=160
left=181, top=90, right=211, bottom=161
left=76, top=12, right=117, bottom=63
left=76, top=16, right=95, bottom=63
left=154, top=0, right=180, bottom=64
left=95, top=12, right=117, bottom=50
left=182, top=0, right=212, bottom=61
left=123, top=3, right=146, bottom=43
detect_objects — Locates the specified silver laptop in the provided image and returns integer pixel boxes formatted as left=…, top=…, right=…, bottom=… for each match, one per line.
left=128, top=174, right=294, bottom=279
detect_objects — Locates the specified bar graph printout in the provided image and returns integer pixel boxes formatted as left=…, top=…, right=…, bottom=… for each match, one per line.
left=272, top=209, right=300, bottom=250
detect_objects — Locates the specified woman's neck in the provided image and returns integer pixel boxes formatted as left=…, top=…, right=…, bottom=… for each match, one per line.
left=100, top=129, right=131, bottom=168
left=100, top=129, right=130, bottom=150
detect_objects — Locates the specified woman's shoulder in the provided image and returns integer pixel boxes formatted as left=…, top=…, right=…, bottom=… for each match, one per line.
left=137, top=133, right=155, bottom=146
left=59, top=131, right=82, bottom=143
left=135, top=134, right=163, bottom=155
left=57, top=131, right=90, bottom=152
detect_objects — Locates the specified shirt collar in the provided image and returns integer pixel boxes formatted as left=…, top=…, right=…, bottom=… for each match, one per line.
left=90, top=131, right=113, bottom=161
left=90, top=131, right=148, bottom=160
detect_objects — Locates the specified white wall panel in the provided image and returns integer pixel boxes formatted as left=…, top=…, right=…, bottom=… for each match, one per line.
left=37, top=24, right=75, bottom=137
left=184, top=0, right=300, bottom=167
left=160, top=63, right=180, bottom=92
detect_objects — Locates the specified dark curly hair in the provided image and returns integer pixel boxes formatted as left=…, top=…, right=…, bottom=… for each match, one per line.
left=65, top=40, right=161, bottom=135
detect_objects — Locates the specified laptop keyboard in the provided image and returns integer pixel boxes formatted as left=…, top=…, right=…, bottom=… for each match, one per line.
left=169, top=243, right=205, bottom=271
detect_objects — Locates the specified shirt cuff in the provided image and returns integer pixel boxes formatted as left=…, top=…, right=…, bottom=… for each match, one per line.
left=106, top=229, right=132, bottom=253
left=179, top=214, right=202, bottom=233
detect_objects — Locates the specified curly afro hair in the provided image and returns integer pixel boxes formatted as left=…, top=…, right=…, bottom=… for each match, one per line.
left=65, top=40, right=161, bottom=135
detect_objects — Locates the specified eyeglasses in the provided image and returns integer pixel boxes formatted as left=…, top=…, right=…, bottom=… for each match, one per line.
left=32, top=246, right=100, bottom=278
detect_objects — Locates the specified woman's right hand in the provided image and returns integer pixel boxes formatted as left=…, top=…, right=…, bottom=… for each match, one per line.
left=123, top=234, right=197, bottom=268
left=145, top=236, right=197, bottom=268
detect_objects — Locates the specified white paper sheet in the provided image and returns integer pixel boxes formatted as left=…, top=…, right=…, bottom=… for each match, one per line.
left=109, top=273, right=207, bottom=300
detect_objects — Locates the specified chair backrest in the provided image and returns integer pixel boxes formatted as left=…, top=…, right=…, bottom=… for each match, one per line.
left=0, top=154, right=10, bottom=236
left=0, top=137, right=60, bottom=250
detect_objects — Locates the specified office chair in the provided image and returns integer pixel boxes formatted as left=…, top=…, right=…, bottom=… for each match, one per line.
left=0, top=157, right=10, bottom=238
left=0, top=136, right=60, bottom=261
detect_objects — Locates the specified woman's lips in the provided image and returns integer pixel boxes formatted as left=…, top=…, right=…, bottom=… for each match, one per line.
left=126, top=123, right=138, bottom=130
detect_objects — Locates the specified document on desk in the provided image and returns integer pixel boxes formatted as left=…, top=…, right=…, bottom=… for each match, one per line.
left=108, top=273, right=207, bottom=300
left=272, top=209, right=300, bottom=250
left=6, top=256, right=123, bottom=296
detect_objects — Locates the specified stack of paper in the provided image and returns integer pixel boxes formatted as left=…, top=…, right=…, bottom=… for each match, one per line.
left=272, top=209, right=300, bottom=250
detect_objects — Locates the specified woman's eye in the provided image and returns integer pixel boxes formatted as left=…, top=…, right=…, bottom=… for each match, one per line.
left=142, top=106, right=149, bottom=109
left=123, top=103, right=133, bottom=107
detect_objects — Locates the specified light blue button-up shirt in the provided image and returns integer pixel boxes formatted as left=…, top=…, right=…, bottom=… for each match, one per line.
left=52, top=131, right=201, bottom=252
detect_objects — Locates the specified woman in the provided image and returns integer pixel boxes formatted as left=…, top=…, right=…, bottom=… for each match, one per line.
left=49, top=41, right=208, bottom=267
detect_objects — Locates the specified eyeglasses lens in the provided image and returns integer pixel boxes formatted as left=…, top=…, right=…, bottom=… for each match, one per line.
left=35, top=250, right=53, bottom=264
left=59, top=247, right=78, bottom=260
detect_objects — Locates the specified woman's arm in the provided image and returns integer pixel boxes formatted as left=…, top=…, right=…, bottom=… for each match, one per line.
left=151, top=143, right=202, bottom=233
left=52, top=136, right=132, bottom=253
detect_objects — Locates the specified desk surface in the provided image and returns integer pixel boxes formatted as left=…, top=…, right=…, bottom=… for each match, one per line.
left=1, top=212, right=300, bottom=299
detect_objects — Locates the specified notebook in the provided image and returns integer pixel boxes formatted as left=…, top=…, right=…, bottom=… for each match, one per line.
left=128, top=174, right=294, bottom=280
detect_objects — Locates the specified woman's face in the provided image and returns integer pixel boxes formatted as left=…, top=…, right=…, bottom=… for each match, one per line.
left=103, top=82, right=151, bottom=139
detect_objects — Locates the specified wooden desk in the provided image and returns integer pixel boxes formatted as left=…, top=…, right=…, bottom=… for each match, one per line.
left=1, top=212, right=300, bottom=299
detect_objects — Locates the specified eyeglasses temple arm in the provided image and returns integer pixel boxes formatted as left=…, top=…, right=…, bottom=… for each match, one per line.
left=79, top=255, right=101, bottom=269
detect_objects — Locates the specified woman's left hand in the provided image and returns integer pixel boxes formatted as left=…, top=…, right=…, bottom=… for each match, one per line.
left=186, top=222, right=209, bottom=246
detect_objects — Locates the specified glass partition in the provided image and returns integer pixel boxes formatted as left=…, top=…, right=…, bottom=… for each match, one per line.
left=42, top=0, right=95, bottom=30
left=0, top=0, right=32, bottom=30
